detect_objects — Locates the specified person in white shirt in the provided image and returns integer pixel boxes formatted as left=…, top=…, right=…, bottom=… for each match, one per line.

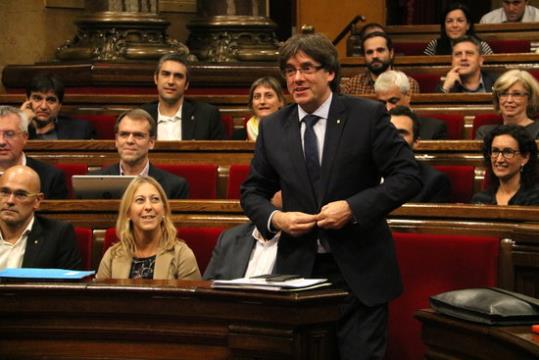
left=480, top=0, right=539, bottom=23
left=203, top=191, right=282, bottom=280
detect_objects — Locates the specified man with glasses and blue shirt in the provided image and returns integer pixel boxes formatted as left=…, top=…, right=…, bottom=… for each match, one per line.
left=0, top=165, right=82, bottom=270
left=0, top=106, right=67, bottom=199
left=240, top=32, right=421, bottom=360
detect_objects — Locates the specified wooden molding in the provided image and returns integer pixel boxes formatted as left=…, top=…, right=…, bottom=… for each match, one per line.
left=44, top=0, right=84, bottom=9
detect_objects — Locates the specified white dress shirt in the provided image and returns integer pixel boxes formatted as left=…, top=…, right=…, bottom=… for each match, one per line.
left=244, top=226, right=280, bottom=278
left=0, top=216, right=35, bottom=270
left=119, top=159, right=150, bottom=176
left=157, top=103, right=182, bottom=140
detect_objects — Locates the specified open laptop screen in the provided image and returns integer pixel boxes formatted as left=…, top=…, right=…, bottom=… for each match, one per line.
left=72, top=175, right=135, bottom=199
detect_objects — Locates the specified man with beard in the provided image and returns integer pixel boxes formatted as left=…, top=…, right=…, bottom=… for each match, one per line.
left=340, top=32, right=420, bottom=95
left=141, top=53, right=225, bottom=140
left=90, top=109, right=189, bottom=199
left=20, top=74, right=95, bottom=140
left=0, top=165, right=82, bottom=270
left=436, top=36, right=497, bottom=93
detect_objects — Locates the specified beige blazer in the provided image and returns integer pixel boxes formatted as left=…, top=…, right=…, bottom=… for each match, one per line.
left=96, top=239, right=201, bottom=280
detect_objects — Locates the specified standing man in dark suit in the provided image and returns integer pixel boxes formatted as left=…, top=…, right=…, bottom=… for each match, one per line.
left=374, top=70, right=448, bottom=140
left=0, top=106, right=67, bottom=199
left=240, top=33, right=421, bottom=359
left=20, top=74, right=95, bottom=140
left=90, top=109, right=189, bottom=199
left=389, top=106, right=451, bottom=203
left=0, top=165, right=82, bottom=270
left=141, top=53, right=225, bottom=140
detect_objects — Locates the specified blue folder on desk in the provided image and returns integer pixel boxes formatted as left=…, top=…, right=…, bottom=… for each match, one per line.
left=0, top=268, right=95, bottom=281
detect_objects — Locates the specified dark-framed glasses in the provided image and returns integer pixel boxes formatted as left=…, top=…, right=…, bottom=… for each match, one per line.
left=490, top=148, right=520, bottom=159
left=282, top=64, right=324, bottom=78
left=0, top=188, right=41, bottom=202
left=497, top=91, right=528, bottom=100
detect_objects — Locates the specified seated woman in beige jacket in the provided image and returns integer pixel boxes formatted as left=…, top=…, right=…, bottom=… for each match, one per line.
left=97, top=176, right=201, bottom=280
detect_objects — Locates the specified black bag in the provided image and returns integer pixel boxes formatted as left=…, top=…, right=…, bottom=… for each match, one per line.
left=430, top=287, right=539, bottom=325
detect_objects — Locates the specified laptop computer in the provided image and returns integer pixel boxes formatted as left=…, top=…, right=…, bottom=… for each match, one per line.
left=72, top=175, right=136, bottom=199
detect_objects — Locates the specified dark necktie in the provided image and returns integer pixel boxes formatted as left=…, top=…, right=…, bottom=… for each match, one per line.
left=303, top=114, right=321, bottom=196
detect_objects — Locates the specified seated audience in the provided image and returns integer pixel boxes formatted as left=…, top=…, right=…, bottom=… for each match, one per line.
left=476, top=69, right=539, bottom=139
left=424, top=2, right=493, bottom=56
left=437, top=36, right=497, bottom=93
left=204, top=191, right=282, bottom=280
left=389, top=106, right=451, bottom=203
left=96, top=176, right=201, bottom=279
left=245, top=77, right=285, bottom=142
left=0, top=165, right=82, bottom=270
left=472, top=125, right=539, bottom=205
left=90, top=109, right=188, bottom=199
left=375, top=70, right=447, bottom=139
left=341, top=32, right=420, bottom=94
left=20, top=74, right=95, bottom=140
left=480, top=0, right=539, bottom=23
left=0, top=106, right=67, bottom=199
left=141, top=53, right=225, bottom=140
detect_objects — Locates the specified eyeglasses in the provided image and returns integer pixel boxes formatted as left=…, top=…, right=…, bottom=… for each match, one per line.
left=490, top=148, right=520, bottom=159
left=498, top=91, right=528, bottom=100
left=282, top=64, right=324, bottom=78
left=0, top=188, right=41, bottom=202
left=117, top=131, right=149, bottom=141
left=0, top=130, right=23, bottom=140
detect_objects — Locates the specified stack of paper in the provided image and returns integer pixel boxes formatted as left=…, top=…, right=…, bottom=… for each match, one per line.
left=212, top=277, right=330, bottom=292
left=0, top=268, right=95, bottom=281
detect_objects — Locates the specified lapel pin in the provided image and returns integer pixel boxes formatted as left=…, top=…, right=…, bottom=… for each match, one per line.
left=191, top=115, right=195, bottom=121
left=337, top=119, right=341, bottom=124
left=34, top=240, right=38, bottom=244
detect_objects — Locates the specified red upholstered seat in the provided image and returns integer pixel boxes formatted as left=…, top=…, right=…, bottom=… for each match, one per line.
left=74, top=227, right=93, bottom=270
left=393, top=41, right=427, bottom=56
left=227, top=164, right=251, bottom=199
left=472, top=113, right=503, bottom=139
left=417, top=113, right=464, bottom=139
left=220, top=114, right=234, bottom=139
left=388, top=232, right=499, bottom=360
left=488, top=39, right=530, bottom=53
left=76, top=114, right=116, bottom=139
left=54, top=163, right=88, bottom=198
left=153, top=163, right=218, bottom=199
left=409, top=73, right=441, bottom=93
left=433, top=165, right=475, bottom=203
left=102, top=226, right=224, bottom=274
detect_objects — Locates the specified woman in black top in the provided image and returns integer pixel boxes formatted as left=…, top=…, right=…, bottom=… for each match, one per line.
left=472, top=125, right=539, bottom=205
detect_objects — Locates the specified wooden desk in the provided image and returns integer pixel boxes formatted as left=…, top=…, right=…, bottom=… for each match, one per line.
left=0, top=280, right=347, bottom=360
left=416, top=309, right=539, bottom=360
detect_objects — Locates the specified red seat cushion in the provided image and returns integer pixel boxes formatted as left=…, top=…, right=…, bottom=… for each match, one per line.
left=488, top=39, right=530, bottom=53
left=74, top=227, right=93, bottom=270
left=433, top=165, right=475, bottom=203
left=393, top=42, right=427, bottom=56
left=388, top=232, right=499, bottom=360
left=54, top=163, right=88, bottom=199
left=220, top=114, right=234, bottom=139
left=473, top=113, right=503, bottom=139
left=227, top=164, right=250, bottom=199
left=417, top=113, right=464, bottom=139
left=76, top=114, right=116, bottom=139
left=154, top=163, right=218, bottom=199
left=410, top=73, right=441, bottom=93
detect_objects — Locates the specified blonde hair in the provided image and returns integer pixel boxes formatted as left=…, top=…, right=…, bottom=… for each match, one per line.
left=114, top=176, right=177, bottom=256
left=492, top=69, right=539, bottom=118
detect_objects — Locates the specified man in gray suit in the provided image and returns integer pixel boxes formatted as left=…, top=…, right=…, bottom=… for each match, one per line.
left=90, top=109, right=188, bottom=199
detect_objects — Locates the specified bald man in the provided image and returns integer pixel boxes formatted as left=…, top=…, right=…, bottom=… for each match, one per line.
left=0, top=165, right=82, bottom=270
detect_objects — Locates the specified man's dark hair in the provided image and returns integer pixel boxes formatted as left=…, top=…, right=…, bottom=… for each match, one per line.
left=114, top=108, right=157, bottom=138
left=389, top=105, right=420, bottom=142
left=26, top=74, right=65, bottom=103
left=451, top=35, right=482, bottom=53
left=483, top=124, right=538, bottom=190
left=155, top=53, right=190, bottom=83
left=359, top=22, right=386, bottom=39
left=361, top=31, right=394, bottom=54
left=278, top=32, right=341, bottom=92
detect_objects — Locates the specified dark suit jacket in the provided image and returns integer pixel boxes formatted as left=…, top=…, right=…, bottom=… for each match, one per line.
left=90, top=163, right=189, bottom=199
left=240, top=94, right=422, bottom=306
left=410, top=162, right=451, bottom=203
left=21, top=215, right=83, bottom=270
left=203, top=222, right=258, bottom=280
left=435, top=71, right=497, bottom=93
left=418, top=117, right=448, bottom=140
left=26, top=156, right=68, bottom=199
left=28, top=115, right=96, bottom=140
left=141, top=100, right=225, bottom=140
